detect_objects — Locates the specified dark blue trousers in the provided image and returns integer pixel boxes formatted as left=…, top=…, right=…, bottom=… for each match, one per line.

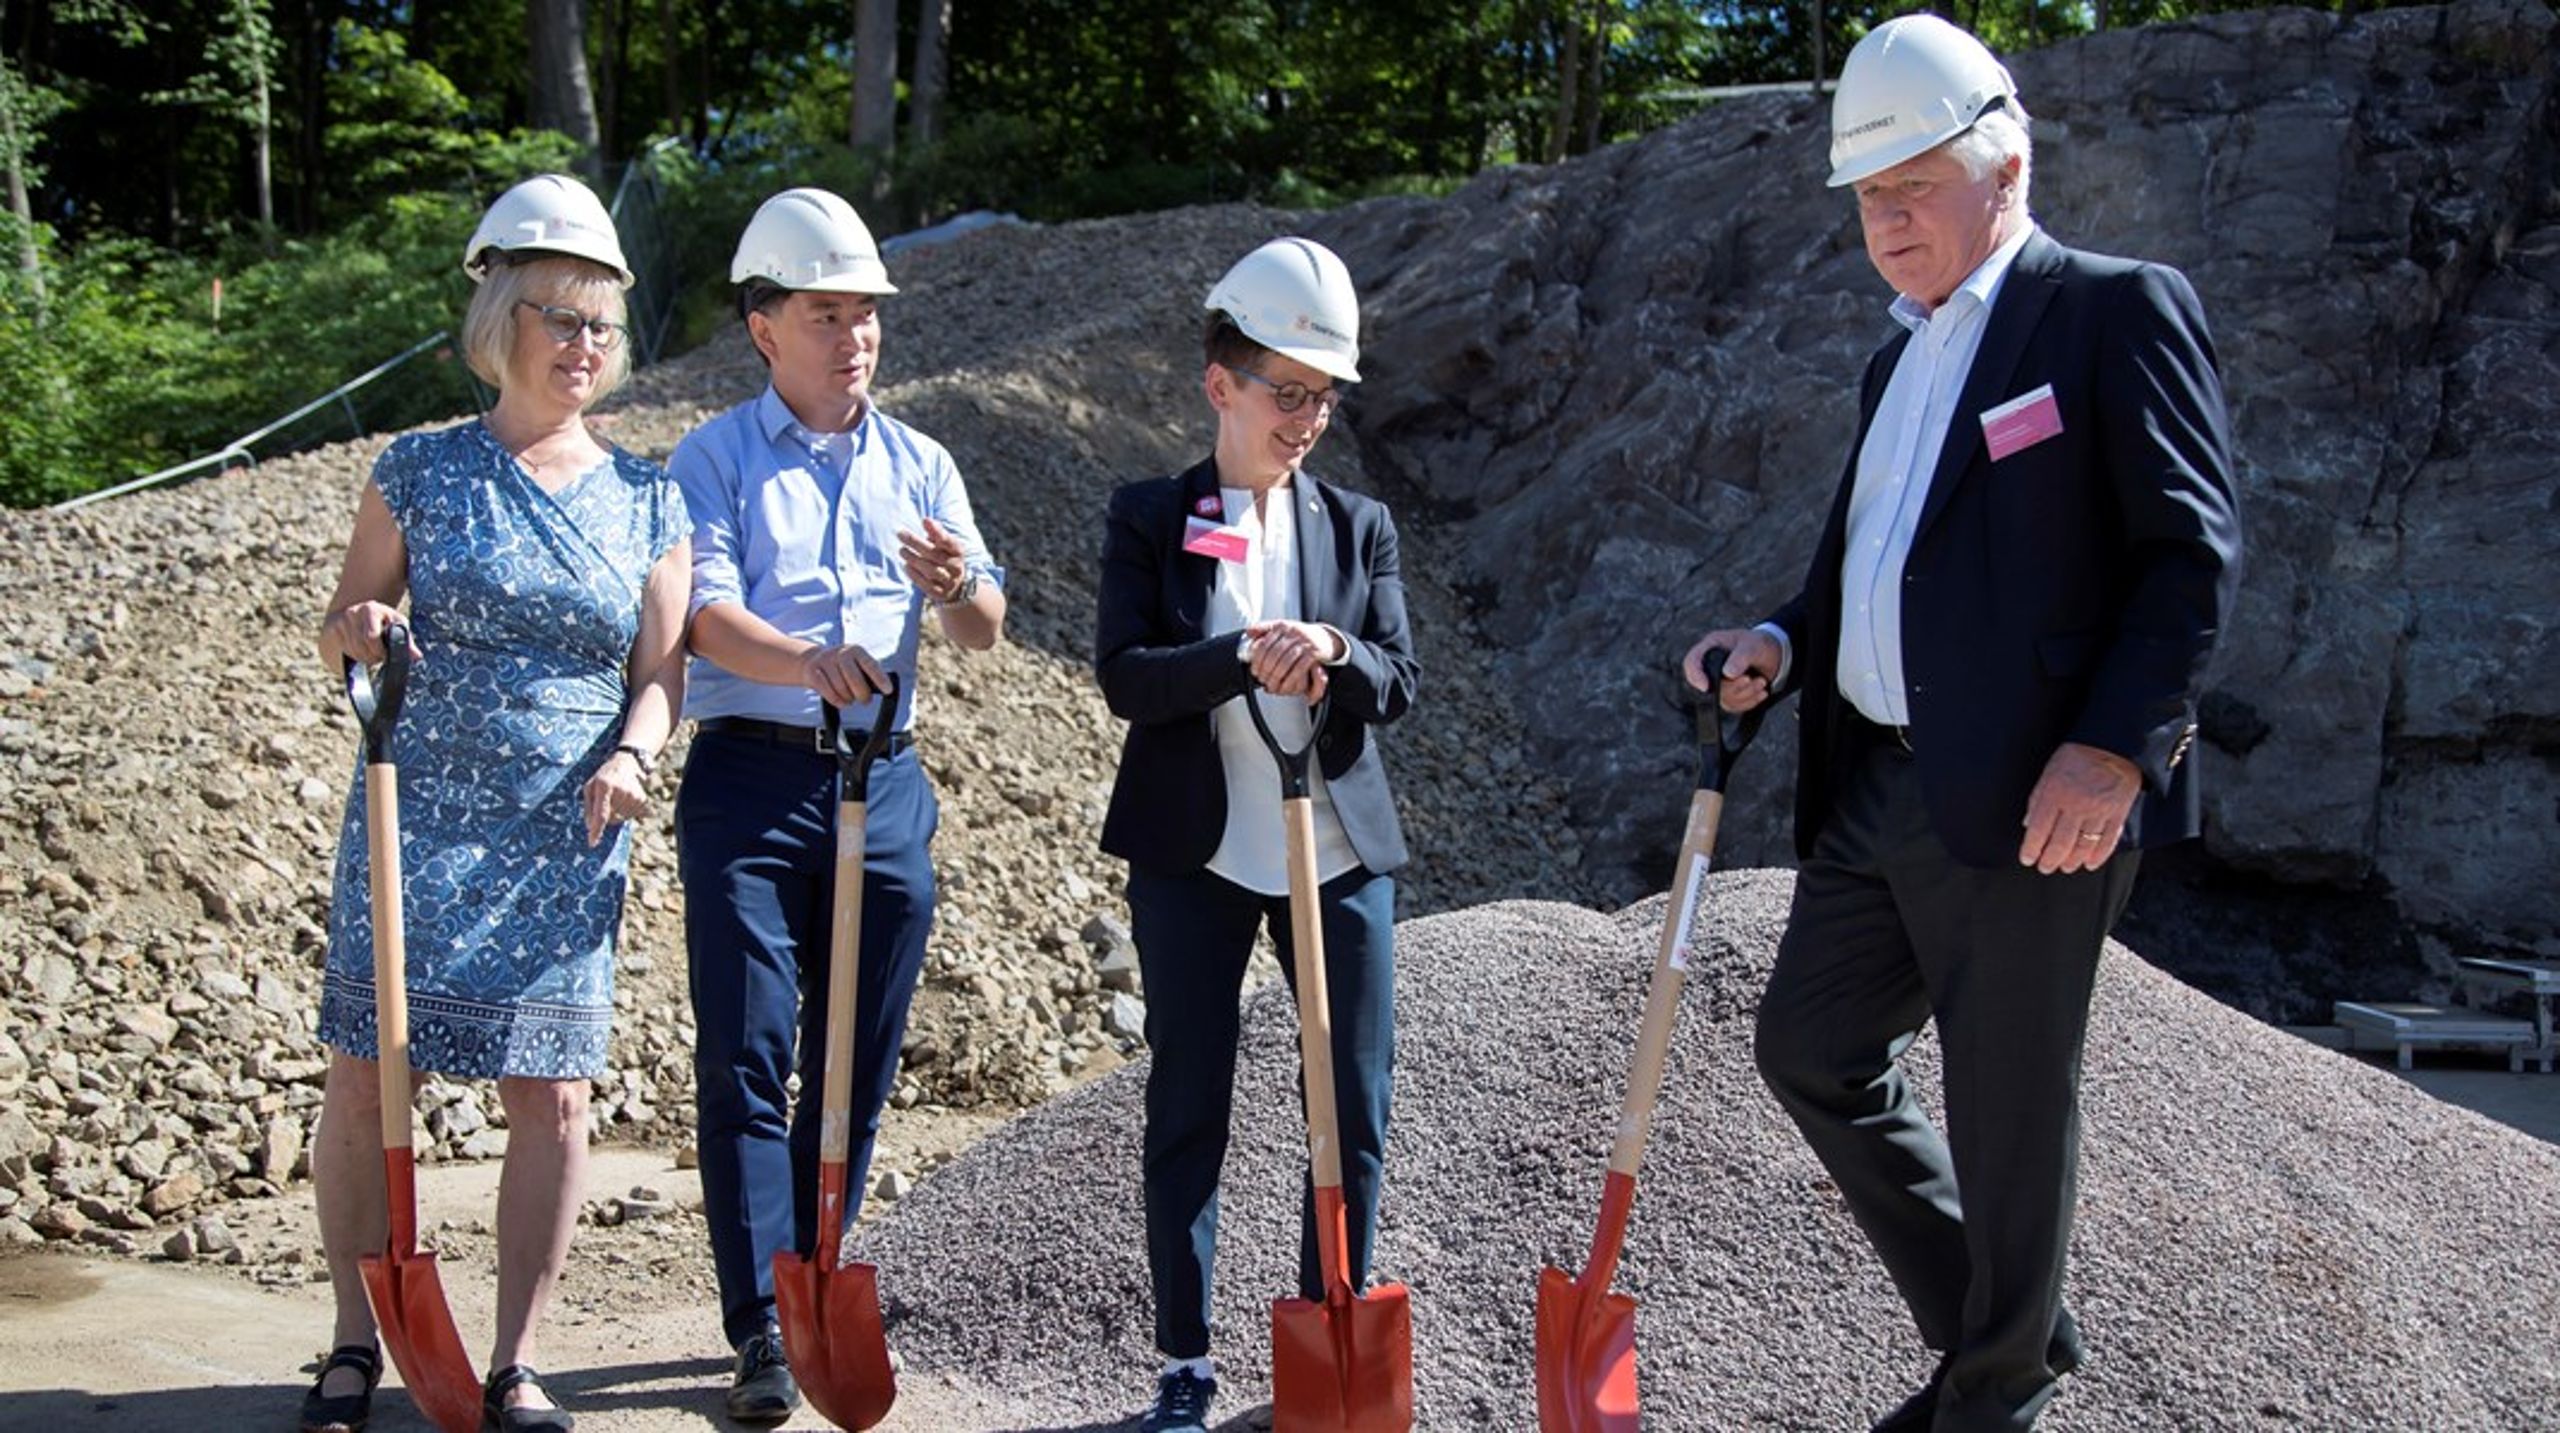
left=677, top=731, right=937, bottom=1351
left=1126, top=862, right=1395, bottom=1361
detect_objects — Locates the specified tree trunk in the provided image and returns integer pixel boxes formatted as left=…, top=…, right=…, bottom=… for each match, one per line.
left=1548, top=2, right=1580, bottom=164
left=595, top=0, right=619, bottom=163
left=1577, top=1, right=1605, bottom=154
left=911, top=0, right=949, bottom=148
left=527, top=0, right=604, bottom=179
left=851, top=0, right=897, bottom=159
left=1812, top=0, right=1826, bottom=92
left=658, top=0, right=681, bottom=139
left=252, top=63, right=273, bottom=242
left=2, top=88, right=40, bottom=306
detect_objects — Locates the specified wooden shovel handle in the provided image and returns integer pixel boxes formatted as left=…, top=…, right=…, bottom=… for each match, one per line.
left=1283, top=797, right=1343, bottom=1191
left=1606, top=787, right=1723, bottom=1178
left=813, top=797, right=869, bottom=1267
left=1281, top=793, right=1362, bottom=1302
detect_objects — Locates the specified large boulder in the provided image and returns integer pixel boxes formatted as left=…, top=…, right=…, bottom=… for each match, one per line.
left=1312, top=2, right=2560, bottom=968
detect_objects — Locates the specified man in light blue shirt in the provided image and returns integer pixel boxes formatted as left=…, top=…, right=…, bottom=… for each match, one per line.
left=671, top=187, right=1005, bottom=1424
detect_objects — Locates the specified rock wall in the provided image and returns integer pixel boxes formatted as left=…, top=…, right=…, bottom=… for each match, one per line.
left=1314, top=1, right=2560, bottom=963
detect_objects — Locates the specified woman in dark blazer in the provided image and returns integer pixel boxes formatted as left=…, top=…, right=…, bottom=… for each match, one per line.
left=1092, top=237, right=1419, bottom=1433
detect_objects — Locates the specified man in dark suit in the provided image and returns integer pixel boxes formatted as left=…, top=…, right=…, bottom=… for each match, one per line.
left=1093, top=237, right=1419, bottom=1433
left=1684, top=16, right=2243, bottom=1431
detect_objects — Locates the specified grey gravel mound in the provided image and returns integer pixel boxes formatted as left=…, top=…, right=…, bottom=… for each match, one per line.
left=857, top=869, right=2560, bottom=1430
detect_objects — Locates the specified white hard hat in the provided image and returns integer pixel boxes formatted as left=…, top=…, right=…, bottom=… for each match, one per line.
left=1205, top=237, right=1362, bottom=383
left=730, top=187, right=898, bottom=295
left=463, top=173, right=634, bottom=287
left=1826, top=14, right=2019, bottom=189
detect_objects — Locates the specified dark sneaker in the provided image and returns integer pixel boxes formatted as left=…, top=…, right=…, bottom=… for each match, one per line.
left=725, top=1330, right=800, bottom=1425
left=1140, top=1368, right=1216, bottom=1433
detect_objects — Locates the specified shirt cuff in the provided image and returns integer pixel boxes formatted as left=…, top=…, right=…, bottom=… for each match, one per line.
left=1753, top=622, right=1794, bottom=689
left=1319, top=624, right=1353, bottom=667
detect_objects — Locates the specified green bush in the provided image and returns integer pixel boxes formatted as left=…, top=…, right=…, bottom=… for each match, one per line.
left=0, top=130, right=590, bottom=507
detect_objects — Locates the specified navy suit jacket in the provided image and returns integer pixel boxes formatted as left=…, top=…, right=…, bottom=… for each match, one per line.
left=1771, top=231, right=2244, bottom=868
left=1095, top=457, right=1419, bottom=876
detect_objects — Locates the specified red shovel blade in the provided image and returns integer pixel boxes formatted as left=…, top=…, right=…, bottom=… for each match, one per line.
left=1533, top=1265, right=1638, bottom=1432
left=774, top=1249, right=896, bottom=1431
left=357, top=1247, right=482, bottom=1433
left=1271, top=1279, right=1414, bottom=1433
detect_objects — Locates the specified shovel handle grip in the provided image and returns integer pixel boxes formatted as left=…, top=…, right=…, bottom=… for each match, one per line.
left=819, top=673, right=904, bottom=801
left=1690, top=647, right=1764, bottom=795
left=345, top=621, right=413, bottom=765
left=1246, top=687, right=1330, bottom=800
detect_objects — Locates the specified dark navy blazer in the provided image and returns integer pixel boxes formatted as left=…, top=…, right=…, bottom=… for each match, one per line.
left=1771, top=231, right=2245, bottom=868
left=1095, top=456, right=1419, bottom=876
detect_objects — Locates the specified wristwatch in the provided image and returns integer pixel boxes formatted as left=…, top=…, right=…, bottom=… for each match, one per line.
left=613, top=742, right=657, bottom=777
left=936, top=571, right=981, bottom=608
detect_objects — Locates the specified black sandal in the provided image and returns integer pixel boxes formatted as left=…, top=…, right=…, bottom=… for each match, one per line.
left=482, top=1363, right=575, bottom=1432
left=298, top=1343, right=382, bottom=1433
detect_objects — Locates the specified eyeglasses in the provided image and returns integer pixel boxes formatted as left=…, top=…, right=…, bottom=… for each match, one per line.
left=518, top=301, right=629, bottom=350
left=1228, top=366, right=1343, bottom=418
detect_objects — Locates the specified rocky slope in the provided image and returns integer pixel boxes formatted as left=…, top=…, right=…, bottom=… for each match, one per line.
left=1315, top=0, right=2560, bottom=998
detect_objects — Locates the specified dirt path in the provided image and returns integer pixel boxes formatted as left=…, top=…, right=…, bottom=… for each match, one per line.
left=0, top=1141, right=1066, bottom=1432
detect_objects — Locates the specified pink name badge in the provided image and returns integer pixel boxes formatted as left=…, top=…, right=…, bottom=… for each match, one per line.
left=1980, top=383, right=2064, bottom=462
left=1182, top=515, right=1250, bottom=564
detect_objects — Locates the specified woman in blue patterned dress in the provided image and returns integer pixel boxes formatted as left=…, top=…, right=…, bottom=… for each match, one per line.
left=300, top=174, right=689, bottom=1433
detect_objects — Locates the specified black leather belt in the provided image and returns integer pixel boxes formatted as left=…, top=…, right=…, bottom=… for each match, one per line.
left=698, top=716, right=914, bottom=758
left=1849, top=710, right=1915, bottom=755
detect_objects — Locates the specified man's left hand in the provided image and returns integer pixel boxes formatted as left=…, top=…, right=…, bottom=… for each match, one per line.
left=898, top=516, right=974, bottom=604
left=2018, top=741, right=2141, bottom=875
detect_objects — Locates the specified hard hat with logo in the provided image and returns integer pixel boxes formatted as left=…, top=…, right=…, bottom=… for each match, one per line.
left=462, top=173, right=635, bottom=287
left=1826, top=14, right=2019, bottom=189
left=730, top=187, right=898, bottom=295
left=1205, top=237, right=1361, bottom=383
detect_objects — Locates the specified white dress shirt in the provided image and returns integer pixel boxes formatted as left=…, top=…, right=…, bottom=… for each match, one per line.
left=1204, top=483, right=1361, bottom=896
left=1833, top=222, right=2039, bottom=726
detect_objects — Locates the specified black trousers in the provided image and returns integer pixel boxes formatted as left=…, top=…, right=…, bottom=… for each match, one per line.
left=1756, top=730, right=2136, bottom=1432
left=1125, top=861, right=1396, bottom=1361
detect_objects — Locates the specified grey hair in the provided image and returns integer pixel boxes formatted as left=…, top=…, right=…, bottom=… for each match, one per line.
left=460, top=253, right=632, bottom=402
left=1946, top=101, right=2034, bottom=204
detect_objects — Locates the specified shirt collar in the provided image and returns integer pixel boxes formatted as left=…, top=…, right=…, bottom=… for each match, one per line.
left=1889, top=220, right=2039, bottom=336
left=754, top=384, right=872, bottom=461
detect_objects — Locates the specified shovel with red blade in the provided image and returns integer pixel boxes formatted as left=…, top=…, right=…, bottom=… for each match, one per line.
left=1535, top=654, right=1762, bottom=1431
left=1246, top=689, right=1415, bottom=1433
left=346, top=621, right=484, bottom=1433
left=773, top=677, right=904, bottom=1432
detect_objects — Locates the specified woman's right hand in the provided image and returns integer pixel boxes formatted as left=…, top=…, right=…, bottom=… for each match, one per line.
left=322, top=600, right=421, bottom=668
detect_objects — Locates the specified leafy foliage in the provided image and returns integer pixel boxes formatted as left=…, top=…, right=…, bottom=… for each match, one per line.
left=0, top=0, right=2448, bottom=504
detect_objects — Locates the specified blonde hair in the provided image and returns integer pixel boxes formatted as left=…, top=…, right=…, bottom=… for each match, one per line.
left=460, top=254, right=632, bottom=403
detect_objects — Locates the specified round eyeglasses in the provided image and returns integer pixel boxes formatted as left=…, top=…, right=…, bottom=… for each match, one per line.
left=1227, top=365, right=1344, bottom=418
left=518, top=301, right=630, bottom=350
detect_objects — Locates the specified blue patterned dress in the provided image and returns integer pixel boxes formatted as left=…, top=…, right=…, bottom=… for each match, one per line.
left=321, top=421, right=686, bottom=1079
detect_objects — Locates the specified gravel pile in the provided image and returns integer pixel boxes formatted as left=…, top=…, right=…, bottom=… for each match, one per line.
left=0, top=202, right=1598, bottom=1261
left=857, top=869, right=2560, bottom=1429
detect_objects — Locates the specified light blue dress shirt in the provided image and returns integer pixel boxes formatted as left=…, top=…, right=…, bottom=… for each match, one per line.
left=1832, top=222, right=2039, bottom=726
left=672, top=387, right=1004, bottom=729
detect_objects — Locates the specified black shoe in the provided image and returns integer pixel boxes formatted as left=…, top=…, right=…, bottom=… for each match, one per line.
left=1870, top=1360, right=1948, bottom=1433
left=726, top=1330, right=801, bottom=1425
left=482, top=1363, right=574, bottom=1432
left=299, top=1343, right=382, bottom=1433
left=1872, top=1336, right=2085, bottom=1433
left=1140, top=1368, right=1217, bottom=1433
